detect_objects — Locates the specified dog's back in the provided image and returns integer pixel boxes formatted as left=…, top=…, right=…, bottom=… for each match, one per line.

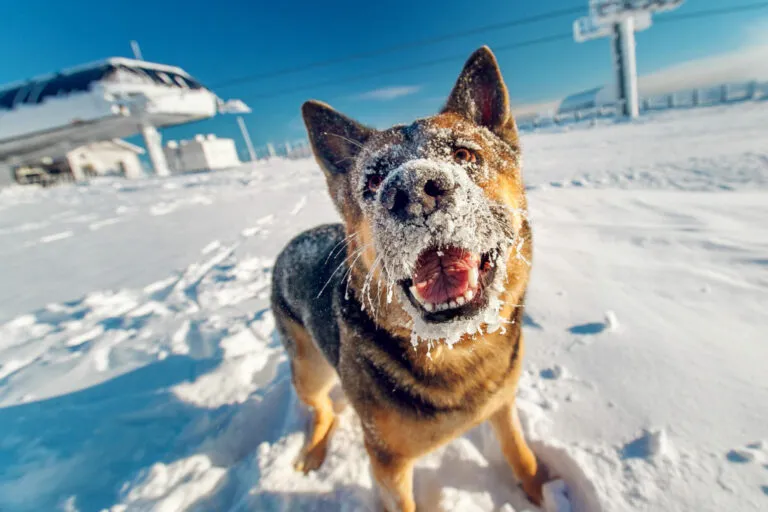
left=271, top=223, right=345, bottom=368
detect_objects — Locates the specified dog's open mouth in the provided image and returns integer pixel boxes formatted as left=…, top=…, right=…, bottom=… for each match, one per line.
left=401, top=246, right=498, bottom=322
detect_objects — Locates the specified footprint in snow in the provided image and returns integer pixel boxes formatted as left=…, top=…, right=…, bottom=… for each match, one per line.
left=523, top=313, right=542, bottom=329
left=726, top=441, right=766, bottom=464
left=568, top=311, right=619, bottom=336
left=568, top=322, right=605, bottom=335
left=620, top=429, right=671, bottom=460
left=540, top=365, right=567, bottom=380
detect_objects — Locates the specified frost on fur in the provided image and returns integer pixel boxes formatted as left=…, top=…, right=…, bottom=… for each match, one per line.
left=350, top=128, right=528, bottom=347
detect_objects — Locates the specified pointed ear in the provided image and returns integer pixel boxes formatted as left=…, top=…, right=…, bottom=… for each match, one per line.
left=302, top=100, right=373, bottom=175
left=442, top=46, right=517, bottom=143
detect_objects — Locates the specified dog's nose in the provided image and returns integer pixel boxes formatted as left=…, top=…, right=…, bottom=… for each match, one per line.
left=381, top=171, right=454, bottom=219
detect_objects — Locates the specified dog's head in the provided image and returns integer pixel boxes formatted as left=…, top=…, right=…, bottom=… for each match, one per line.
left=303, top=46, right=531, bottom=345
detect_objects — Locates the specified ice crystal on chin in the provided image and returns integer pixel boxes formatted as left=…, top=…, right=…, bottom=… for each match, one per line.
left=402, top=245, right=517, bottom=349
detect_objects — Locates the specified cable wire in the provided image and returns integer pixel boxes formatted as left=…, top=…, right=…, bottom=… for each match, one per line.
left=211, top=6, right=586, bottom=89
left=217, top=2, right=768, bottom=101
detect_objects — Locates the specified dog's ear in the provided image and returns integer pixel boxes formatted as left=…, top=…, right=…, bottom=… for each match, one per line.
left=302, top=100, right=373, bottom=175
left=442, top=46, right=518, bottom=146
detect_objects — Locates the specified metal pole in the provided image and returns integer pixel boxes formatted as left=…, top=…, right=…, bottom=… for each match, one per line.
left=130, top=40, right=143, bottom=60
left=236, top=116, right=257, bottom=162
left=615, top=17, right=639, bottom=119
left=140, top=124, right=170, bottom=176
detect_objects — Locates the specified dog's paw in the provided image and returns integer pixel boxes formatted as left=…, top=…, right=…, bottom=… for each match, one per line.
left=520, top=461, right=552, bottom=506
left=519, top=481, right=544, bottom=507
left=293, top=417, right=338, bottom=474
left=293, top=441, right=330, bottom=474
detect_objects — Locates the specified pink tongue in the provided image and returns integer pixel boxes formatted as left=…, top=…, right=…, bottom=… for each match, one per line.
left=412, top=248, right=478, bottom=304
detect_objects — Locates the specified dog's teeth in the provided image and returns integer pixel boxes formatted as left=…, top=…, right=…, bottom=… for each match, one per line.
left=464, top=289, right=474, bottom=301
left=424, top=302, right=435, bottom=312
left=449, top=300, right=458, bottom=309
left=456, top=296, right=466, bottom=306
left=409, top=285, right=422, bottom=303
left=468, top=267, right=479, bottom=288
left=438, top=303, right=448, bottom=311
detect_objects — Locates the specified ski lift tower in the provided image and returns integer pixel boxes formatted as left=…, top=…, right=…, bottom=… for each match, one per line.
left=574, top=0, right=684, bottom=119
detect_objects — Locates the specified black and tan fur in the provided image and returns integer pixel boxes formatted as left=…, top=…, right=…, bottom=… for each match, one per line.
left=271, top=47, right=545, bottom=511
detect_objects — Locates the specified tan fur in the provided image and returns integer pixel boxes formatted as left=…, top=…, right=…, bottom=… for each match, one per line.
left=284, top=47, right=545, bottom=510
left=277, top=310, right=338, bottom=473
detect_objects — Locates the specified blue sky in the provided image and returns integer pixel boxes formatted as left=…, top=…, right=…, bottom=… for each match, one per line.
left=1, top=0, right=765, bottom=156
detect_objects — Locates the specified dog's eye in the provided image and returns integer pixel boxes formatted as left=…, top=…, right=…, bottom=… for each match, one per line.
left=366, top=174, right=383, bottom=192
left=453, top=148, right=476, bottom=164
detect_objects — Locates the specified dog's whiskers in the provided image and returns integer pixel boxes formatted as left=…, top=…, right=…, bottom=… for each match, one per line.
left=325, top=232, right=358, bottom=265
left=317, top=241, right=372, bottom=299
left=343, top=242, right=374, bottom=300
left=362, top=254, right=384, bottom=315
left=324, top=131, right=365, bottom=150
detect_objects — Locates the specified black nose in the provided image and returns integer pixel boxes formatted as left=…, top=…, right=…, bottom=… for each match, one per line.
left=423, top=179, right=447, bottom=199
left=381, top=173, right=454, bottom=219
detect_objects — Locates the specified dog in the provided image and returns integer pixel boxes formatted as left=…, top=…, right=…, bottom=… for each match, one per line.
left=271, top=46, right=544, bottom=511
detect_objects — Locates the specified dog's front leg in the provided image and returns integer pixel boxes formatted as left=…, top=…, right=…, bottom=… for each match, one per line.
left=365, top=440, right=416, bottom=512
left=490, top=401, right=545, bottom=505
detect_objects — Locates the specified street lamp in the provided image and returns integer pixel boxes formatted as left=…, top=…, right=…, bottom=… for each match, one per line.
left=218, top=99, right=256, bottom=163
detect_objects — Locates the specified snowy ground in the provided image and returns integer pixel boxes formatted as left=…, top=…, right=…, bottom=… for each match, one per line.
left=1, top=102, right=767, bottom=512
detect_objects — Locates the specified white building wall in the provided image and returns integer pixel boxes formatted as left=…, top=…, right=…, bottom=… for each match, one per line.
left=178, top=142, right=209, bottom=172
left=66, top=153, right=87, bottom=181
left=169, top=136, right=240, bottom=172
left=0, top=164, right=14, bottom=187
left=89, top=146, right=143, bottom=178
left=65, top=143, right=143, bottom=179
left=202, top=138, right=240, bottom=169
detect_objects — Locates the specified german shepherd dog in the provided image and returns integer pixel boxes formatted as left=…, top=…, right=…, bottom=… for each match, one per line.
left=271, top=46, right=544, bottom=511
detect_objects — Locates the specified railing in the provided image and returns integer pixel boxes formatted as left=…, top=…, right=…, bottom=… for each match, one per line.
left=517, top=81, right=768, bottom=132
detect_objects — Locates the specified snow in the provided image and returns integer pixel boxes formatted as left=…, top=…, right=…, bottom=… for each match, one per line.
left=0, top=102, right=767, bottom=511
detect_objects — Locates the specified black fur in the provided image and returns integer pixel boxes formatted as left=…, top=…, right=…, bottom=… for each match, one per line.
left=271, top=223, right=347, bottom=367
left=302, top=100, right=373, bottom=175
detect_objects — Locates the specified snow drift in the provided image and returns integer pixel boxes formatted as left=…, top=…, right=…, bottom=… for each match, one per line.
left=0, top=103, right=767, bottom=511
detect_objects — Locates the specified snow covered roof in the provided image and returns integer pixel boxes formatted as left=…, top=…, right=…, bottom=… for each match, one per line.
left=0, top=58, right=205, bottom=111
left=557, top=86, right=618, bottom=114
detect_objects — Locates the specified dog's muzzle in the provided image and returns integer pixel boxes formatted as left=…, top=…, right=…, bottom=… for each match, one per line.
left=379, top=162, right=457, bottom=220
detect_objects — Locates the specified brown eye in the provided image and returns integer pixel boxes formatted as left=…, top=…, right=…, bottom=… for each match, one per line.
left=366, top=174, right=383, bottom=192
left=453, top=148, right=476, bottom=164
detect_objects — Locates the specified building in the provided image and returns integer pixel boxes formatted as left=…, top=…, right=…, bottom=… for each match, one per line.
left=0, top=57, right=220, bottom=178
left=12, top=139, right=144, bottom=186
left=557, top=86, right=617, bottom=115
left=164, top=135, right=240, bottom=173
left=65, top=139, right=144, bottom=179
